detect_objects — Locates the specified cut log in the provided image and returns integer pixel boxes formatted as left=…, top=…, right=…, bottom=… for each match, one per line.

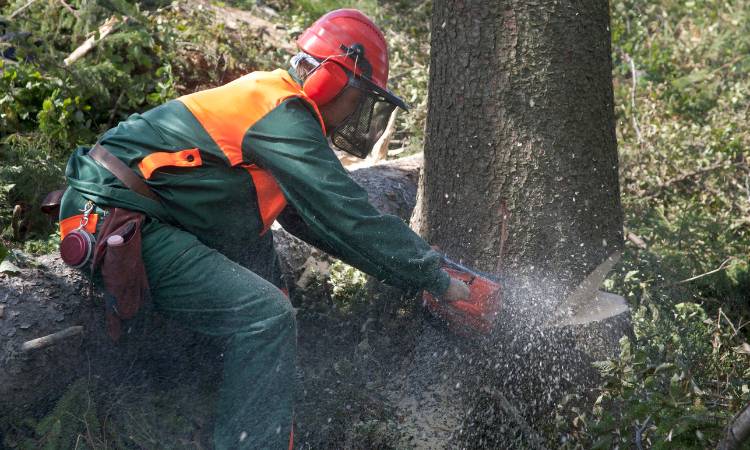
left=21, top=325, right=83, bottom=352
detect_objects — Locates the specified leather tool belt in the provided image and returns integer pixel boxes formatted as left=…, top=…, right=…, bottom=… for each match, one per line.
left=89, top=143, right=161, bottom=202
left=44, top=143, right=158, bottom=341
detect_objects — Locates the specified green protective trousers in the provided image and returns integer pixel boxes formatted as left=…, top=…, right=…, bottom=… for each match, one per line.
left=139, top=218, right=295, bottom=449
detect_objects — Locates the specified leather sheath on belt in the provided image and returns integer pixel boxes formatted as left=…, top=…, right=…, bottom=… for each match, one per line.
left=87, top=143, right=155, bottom=341
left=90, top=207, right=150, bottom=341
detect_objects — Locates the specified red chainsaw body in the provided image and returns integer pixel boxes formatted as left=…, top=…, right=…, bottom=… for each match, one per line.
left=423, top=264, right=502, bottom=336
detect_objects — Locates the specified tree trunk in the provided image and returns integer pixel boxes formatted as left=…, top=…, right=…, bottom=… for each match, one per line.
left=0, top=156, right=422, bottom=417
left=408, top=0, right=626, bottom=446
left=414, top=0, right=622, bottom=285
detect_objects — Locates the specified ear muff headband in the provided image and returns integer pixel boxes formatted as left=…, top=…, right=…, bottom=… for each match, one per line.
left=303, top=61, right=349, bottom=106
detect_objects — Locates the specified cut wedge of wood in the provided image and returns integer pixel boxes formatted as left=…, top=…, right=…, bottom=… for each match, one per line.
left=548, top=250, right=628, bottom=327
left=556, top=290, right=629, bottom=326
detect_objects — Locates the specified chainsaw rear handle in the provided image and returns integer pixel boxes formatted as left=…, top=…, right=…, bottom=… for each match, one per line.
left=441, top=257, right=504, bottom=287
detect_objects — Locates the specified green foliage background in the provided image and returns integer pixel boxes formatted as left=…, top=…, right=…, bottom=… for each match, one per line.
left=0, top=0, right=748, bottom=448
left=0, top=0, right=284, bottom=247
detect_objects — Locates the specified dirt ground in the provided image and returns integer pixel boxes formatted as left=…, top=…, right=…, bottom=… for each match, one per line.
left=1, top=246, right=623, bottom=449
left=0, top=228, right=626, bottom=449
left=0, top=250, right=470, bottom=449
left=292, top=282, right=466, bottom=449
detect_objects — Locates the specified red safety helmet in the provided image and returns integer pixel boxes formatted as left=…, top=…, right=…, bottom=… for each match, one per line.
left=298, top=9, right=389, bottom=86
left=297, top=9, right=408, bottom=158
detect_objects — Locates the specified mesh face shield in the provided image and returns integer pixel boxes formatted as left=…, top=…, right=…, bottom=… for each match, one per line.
left=330, top=90, right=397, bottom=159
left=328, top=67, right=408, bottom=159
left=292, top=50, right=408, bottom=159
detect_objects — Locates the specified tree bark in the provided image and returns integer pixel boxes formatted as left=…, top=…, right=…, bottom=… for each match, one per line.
left=0, top=156, right=422, bottom=417
left=414, top=0, right=622, bottom=286
left=408, top=0, right=626, bottom=446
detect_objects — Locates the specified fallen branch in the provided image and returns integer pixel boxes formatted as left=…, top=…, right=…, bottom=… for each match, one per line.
left=64, top=16, right=125, bottom=66
left=676, top=257, right=738, bottom=285
left=58, top=0, right=79, bottom=18
left=9, top=0, right=38, bottom=19
left=622, top=53, right=643, bottom=147
left=717, top=308, right=739, bottom=337
left=106, top=89, right=126, bottom=128
left=21, top=326, right=84, bottom=352
left=634, top=415, right=651, bottom=450
left=644, top=161, right=743, bottom=199
left=735, top=319, right=750, bottom=338
left=626, top=231, right=647, bottom=249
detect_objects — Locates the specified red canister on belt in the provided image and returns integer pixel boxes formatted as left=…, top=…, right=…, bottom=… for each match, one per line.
left=60, top=201, right=97, bottom=268
left=60, top=228, right=96, bottom=268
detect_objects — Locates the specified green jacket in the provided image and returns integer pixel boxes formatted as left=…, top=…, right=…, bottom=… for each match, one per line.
left=62, top=69, right=449, bottom=296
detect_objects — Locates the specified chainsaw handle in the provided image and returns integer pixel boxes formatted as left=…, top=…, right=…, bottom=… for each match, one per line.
left=442, top=257, right=503, bottom=284
left=423, top=259, right=504, bottom=336
left=441, top=268, right=473, bottom=303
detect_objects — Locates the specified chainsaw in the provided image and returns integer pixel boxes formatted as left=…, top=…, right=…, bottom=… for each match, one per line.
left=422, top=258, right=503, bottom=336
left=422, top=251, right=628, bottom=336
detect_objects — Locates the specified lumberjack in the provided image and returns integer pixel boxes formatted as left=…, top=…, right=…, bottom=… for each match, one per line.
left=56, top=9, right=469, bottom=449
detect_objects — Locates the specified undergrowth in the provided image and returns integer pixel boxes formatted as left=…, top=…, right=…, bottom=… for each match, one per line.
left=0, top=0, right=284, bottom=244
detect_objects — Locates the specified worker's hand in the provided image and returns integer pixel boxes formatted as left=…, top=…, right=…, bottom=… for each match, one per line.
left=442, top=276, right=471, bottom=302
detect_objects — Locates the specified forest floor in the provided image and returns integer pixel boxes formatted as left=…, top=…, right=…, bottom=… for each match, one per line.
left=0, top=250, right=469, bottom=449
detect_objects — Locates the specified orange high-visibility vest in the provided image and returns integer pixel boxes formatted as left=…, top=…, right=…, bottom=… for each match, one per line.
left=177, top=69, right=326, bottom=234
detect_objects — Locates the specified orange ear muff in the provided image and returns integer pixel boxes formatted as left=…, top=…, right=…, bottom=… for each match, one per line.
left=303, top=62, right=349, bottom=106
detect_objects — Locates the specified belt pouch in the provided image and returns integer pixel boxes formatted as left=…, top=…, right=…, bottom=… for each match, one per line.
left=92, top=208, right=150, bottom=341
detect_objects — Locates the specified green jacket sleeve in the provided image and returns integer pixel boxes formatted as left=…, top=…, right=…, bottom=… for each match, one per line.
left=243, top=98, right=450, bottom=296
left=276, top=204, right=343, bottom=260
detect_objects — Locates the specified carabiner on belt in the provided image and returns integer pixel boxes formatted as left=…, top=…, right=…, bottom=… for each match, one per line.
left=60, top=201, right=98, bottom=268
